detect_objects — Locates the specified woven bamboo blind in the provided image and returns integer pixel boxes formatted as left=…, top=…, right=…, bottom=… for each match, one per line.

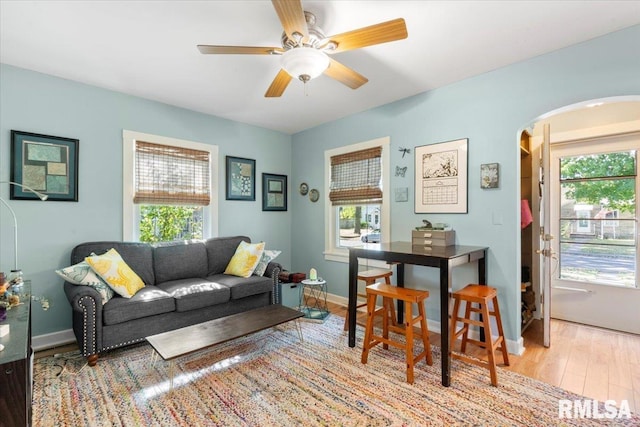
left=134, top=141, right=210, bottom=205
left=329, top=146, right=382, bottom=205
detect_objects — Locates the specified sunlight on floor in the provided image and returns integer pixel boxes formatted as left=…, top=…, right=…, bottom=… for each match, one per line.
left=135, top=354, right=246, bottom=400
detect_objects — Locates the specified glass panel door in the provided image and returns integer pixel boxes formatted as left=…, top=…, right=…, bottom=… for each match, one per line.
left=550, top=134, right=640, bottom=334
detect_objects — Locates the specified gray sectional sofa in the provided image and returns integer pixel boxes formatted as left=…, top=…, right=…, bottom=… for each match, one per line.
left=63, top=236, right=281, bottom=366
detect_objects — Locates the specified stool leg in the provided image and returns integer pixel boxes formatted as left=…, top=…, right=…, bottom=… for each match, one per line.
left=361, top=293, right=377, bottom=364
left=382, top=296, right=390, bottom=350
left=405, top=303, right=415, bottom=384
left=418, top=301, right=433, bottom=366
left=384, top=275, right=398, bottom=326
left=492, top=295, right=510, bottom=366
left=460, top=300, right=473, bottom=354
left=343, top=304, right=350, bottom=331
left=449, top=295, right=461, bottom=352
left=481, top=302, right=498, bottom=386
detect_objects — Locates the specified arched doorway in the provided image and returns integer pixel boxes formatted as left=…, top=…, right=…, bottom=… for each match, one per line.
left=519, top=96, right=640, bottom=346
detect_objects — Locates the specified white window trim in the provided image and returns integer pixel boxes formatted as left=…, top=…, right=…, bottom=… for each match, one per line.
left=323, top=136, right=391, bottom=263
left=122, top=130, right=219, bottom=241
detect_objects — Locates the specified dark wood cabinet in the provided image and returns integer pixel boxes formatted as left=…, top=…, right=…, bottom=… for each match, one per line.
left=0, top=282, right=32, bottom=427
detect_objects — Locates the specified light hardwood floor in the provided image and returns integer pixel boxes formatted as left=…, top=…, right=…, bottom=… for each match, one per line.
left=37, top=302, right=640, bottom=413
left=328, top=301, right=640, bottom=413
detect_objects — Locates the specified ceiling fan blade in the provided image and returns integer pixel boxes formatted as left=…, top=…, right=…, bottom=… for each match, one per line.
left=271, top=0, right=309, bottom=42
left=265, top=69, right=293, bottom=97
left=198, top=45, right=283, bottom=55
left=324, top=58, right=368, bottom=89
left=325, top=18, right=407, bottom=53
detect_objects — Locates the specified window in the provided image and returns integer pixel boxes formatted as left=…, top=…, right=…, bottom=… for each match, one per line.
left=324, top=137, right=390, bottom=261
left=553, top=143, right=637, bottom=288
left=123, top=130, right=218, bottom=242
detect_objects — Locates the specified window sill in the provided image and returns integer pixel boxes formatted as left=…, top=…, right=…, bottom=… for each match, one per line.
left=323, top=249, right=392, bottom=269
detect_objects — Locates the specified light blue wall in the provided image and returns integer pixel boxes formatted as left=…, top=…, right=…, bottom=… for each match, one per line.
left=0, top=64, right=292, bottom=336
left=290, top=25, right=640, bottom=343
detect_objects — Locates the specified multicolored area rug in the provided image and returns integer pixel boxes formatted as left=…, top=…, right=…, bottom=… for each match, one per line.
left=34, top=315, right=637, bottom=426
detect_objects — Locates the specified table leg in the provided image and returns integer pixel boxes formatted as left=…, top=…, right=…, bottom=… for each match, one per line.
left=479, top=252, right=487, bottom=342
left=348, top=251, right=359, bottom=347
left=169, top=360, right=175, bottom=391
left=440, top=260, right=451, bottom=387
left=396, top=263, right=405, bottom=324
left=295, top=318, right=304, bottom=342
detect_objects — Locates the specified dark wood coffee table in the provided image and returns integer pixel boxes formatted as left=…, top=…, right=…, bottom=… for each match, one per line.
left=147, top=304, right=304, bottom=388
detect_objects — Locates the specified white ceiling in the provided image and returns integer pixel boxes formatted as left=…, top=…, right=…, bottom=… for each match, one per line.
left=1, top=1, right=639, bottom=134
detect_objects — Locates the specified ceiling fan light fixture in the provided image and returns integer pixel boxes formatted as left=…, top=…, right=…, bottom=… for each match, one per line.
left=281, top=47, right=329, bottom=82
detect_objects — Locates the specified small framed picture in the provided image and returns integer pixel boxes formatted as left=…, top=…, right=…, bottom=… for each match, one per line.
left=226, top=156, right=255, bottom=201
left=262, top=173, right=287, bottom=211
left=480, top=163, right=499, bottom=189
left=11, top=130, right=79, bottom=201
left=395, top=187, right=409, bottom=202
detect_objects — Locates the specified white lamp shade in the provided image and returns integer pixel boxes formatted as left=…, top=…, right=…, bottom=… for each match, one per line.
left=281, top=47, right=329, bottom=81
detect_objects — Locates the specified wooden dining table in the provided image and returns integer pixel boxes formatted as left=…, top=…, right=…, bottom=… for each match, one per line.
left=348, top=241, right=488, bottom=387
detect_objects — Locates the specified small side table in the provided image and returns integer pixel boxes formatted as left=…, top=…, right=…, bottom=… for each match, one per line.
left=299, top=279, right=330, bottom=322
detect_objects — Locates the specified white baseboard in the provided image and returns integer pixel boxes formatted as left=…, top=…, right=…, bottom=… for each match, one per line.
left=32, top=329, right=76, bottom=352
left=326, top=292, right=525, bottom=356
left=33, top=296, right=526, bottom=356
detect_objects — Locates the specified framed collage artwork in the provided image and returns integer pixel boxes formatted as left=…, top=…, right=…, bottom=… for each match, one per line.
left=10, top=130, right=79, bottom=201
left=262, top=173, right=287, bottom=211
left=226, top=156, right=255, bottom=201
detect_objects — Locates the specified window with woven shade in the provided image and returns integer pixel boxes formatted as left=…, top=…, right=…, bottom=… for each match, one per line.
left=134, top=141, right=210, bottom=206
left=324, top=137, right=390, bottom=258
left=329, top=146, right=382, bottom=205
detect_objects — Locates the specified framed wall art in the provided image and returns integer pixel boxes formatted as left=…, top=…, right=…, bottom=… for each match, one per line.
left=414, top=138, right=468, bottom=213
left=481, top=163, right=499, bottom=189
left=10, top=130, right=79, bottom=201
left=262, top=173, right=287, bottom=211
left=226, top=156, right=255, bottom=201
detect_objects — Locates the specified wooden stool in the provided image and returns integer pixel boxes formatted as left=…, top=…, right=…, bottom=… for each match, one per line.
left=361, top=283, right=433, bottom=384
left=343, top=269, right=396, bottom=331
left=450, top=284, right=510, bottom=386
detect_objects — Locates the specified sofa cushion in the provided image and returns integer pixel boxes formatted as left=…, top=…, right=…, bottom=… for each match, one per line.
left=206, top=273, right=273, bottom=300
left=157, top=278, right=230, bottom=312
left=153, top=240, right=208, bottom=283
left=205, top=236, right=250, bottom=275
left=102, top=285, right=175, bottom=325
left=71, top=242, right=155, bottom=286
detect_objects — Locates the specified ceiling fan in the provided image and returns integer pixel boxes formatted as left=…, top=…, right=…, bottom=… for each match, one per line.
left=197, top=0, right=408, bottom=97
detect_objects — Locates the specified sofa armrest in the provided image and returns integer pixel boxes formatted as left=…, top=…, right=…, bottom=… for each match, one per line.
left=264, top=261, right=282, bottom=304
left=63, top=282, right=104, bottom=357
left=63, top=282, right=103, bottom=312
left=264, top=261, right=283, bottom=279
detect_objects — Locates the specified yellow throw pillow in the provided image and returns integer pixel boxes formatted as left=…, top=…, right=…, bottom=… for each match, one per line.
left=85, top=248, right=145, bottom=298
left=224, top=241, right=265, bottom=278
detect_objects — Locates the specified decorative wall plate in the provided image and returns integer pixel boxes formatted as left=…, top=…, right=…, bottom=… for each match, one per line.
left=309, top=189, right=319, bottom=202
left=299, top=182, right=309, bottom=195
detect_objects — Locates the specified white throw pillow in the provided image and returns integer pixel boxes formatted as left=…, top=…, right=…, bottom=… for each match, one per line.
left=253, top=249, right=281, bottom=276
left=56, top=260, right=115, bottom=305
